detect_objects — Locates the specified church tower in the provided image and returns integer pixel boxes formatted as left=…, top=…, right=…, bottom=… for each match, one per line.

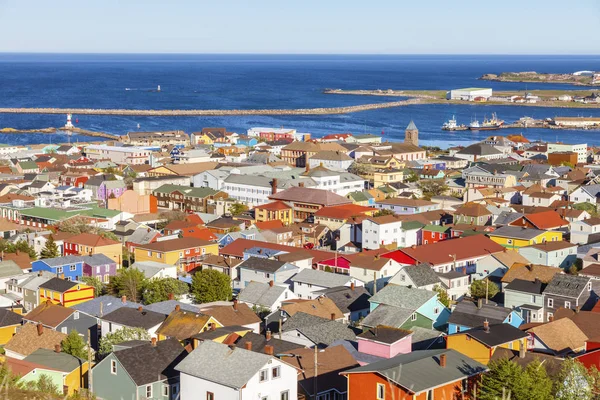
left=404, top=120, right=419, bottom=147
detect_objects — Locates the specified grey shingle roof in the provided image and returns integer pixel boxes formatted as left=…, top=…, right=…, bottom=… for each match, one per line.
left=38, top=278, right=77, bottom=292
left=489, top=225, right=545, bottom=240
left=72, top=295, right=143, bottom=318
left=361, top=305, right=414, bottom=328
left=369, top=285, right=435, bottom=309
left=114, top=338, right=187, bottom=386
left=290, top=269, right=352, bottom=288
left=238, top=257, right=289, bottom=273
left=297, top=320, right=357, bottom=346
left=543, top=274, right=591, bottom=298
left=312, top=286, right=371, bottom=313
left=402, top=264, right=441, bottom=287
left=0, top=261, right=24, bottom=279
left=24, top=348, right=84, bottom=372
left=464, top=324, right=528, bottom=347
left=175, top=340, right=273, bottom=389
left=237, top=282, right=286, bottom=308
left=504, top=279, right=545, bottom=294
left=282, top=312, right=330, bottom=332
left=344, top=349, right=487, bottom=394
left=144, top=300, right=198, bottom=315
left=101, top=307, right=166, bottom=330
left=447, top=300, right=512, bottom=328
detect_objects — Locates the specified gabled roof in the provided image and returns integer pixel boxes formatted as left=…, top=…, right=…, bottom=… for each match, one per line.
left=462, top=324, right=528, bottom=347
left=501, top=263, right=562, bottom=284
left=357, top=325, right=413, bottom=345
left=448, top=300, right=512, bottom=328
left=369, top=285, right=435, bottom=310
left=200, top=303, right=261, bottom=327
left=114, top=338, right=188, bottom=386
left=5, top=323, right=67, bottom=357
left=543, top=274, right=591, bottom=298
left=175, top=340, right=275, bottom=389
left=71, top=295, right=143, bottom=318
left=24, top=348, right=85, bottom=373
left=269, top=186, right=352, bottom=206
left=527, top=318, right=588, bottom=354
left=290, top=269, right=352, bottom=287
left=312, top=285, right=371, bottom=313
left=24, top=301, right=73, bottom=327
left=488, top=225, right=547, bottom=240
left=0, top=308, right=22, bottom=327
left=101, top=307, right=166, bottom=330
left=343, top=349, right=487, bottom=394
left=401, top=264, right=442, bottom=287
left=135, top=237, right=213, bottom=252
left=281, top=297, right=344, bottom=320
left=237, top=257, right=290, bottom=273
left=38, top=278, right=79, bottom=293
left=156, top=310, right=211, bottom=341
left=238, top=282, right=287, bottom=308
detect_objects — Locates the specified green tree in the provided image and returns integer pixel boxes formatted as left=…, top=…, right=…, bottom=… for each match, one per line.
left=143, top=278, right=189, bottom=304
left=479, top=358, right=526, bottom=400
left=470, top=278, right=499, bottom=300
left=229, top=202, right=248, bottom=216
left=418, top=179, right=448, bottom=200
left=348, top=162, right=373, bottom=177
left=522, top=360, right=553, bottom=400
left=97, top=230, right=119, bottom=241
left=35, top=374, right=60, bottom=396
left=109, top=268, right=147, bottom=303
left=40, top=235, right=60, bottom=259
left=433, top=285, right=450, bottom=308
left=99, top=327, right=149, bottom=355
left=61, top=329, right=87, bottom=360
left=156, top=210, right=187, bottom=230
left=554, top=358, right=593, bottom=400
left=191, top=269, right=232, bottom=303
left=81, top=276, right=106, bottom=297
left=404, top=169, right=419, bottom=183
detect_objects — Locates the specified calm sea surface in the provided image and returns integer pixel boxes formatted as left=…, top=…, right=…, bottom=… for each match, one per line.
left=0, top=54, right=599, bottom=147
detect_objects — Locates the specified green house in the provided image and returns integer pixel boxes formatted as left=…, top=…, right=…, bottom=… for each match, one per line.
left=91, top=338, right=187, bottom=400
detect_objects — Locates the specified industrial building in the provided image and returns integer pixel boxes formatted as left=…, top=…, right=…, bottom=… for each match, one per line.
left=447, top=88, right=493, bottom=101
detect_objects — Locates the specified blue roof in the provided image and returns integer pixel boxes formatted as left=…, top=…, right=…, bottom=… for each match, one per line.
left=72, top=295, right=143, bottom=317
left=244, top=247, right=284, bottom=258
left=406, top=120, right=418, bottom=131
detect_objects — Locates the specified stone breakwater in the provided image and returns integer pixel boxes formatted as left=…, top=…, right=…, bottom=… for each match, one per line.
left=0, top=126, right=119, bottom=139
left=0, top=99, right=424, bottom=117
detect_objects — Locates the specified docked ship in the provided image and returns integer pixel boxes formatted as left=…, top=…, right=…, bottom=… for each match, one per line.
left=442, top=115, right=467, bottom=131
left=469, top=113, right=504, bottom=131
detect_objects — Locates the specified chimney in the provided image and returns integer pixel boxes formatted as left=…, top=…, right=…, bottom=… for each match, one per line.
left=121, top=295, right=127, bottom=304
left=264, top=345, right=274, bottom=356
left=331, top=313, right=336, bottom=321
left=175, top=304, right=181, bottom=312
left=54, top=344, right=61, bottom=353
left=483, top=320, right=490, bottom=333
left=269, top=280, right=274, bottom=287
left=168, top=293, right=175, bottom=301
left=151, top=337, right=157, bottom=347
left=37, top=323, right=43, bottom=336
left=439, top=353, right=447, bottom=368
left=137, top=306, right=143, bottom=312
left=233, top=299, right=238, bottom=311
left=266, top=329, right=272, bottom=341
left=244, top=341, right=252, bottom=351
left=477, top=298, right=483, bottom=309
left=350, top=282, right=355, bottom=291
left=271, top=178, right=278, bottom=195
left=519, top=340, right=526, bottom=359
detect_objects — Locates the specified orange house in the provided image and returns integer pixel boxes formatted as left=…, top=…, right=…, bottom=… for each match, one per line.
left=446, top=323, right=529, bottom=365
left=107, top=189, right=158, bottom=215
left=342, top=349, right=487, bottom=400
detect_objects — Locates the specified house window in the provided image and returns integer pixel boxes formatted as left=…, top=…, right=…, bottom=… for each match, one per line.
left=157, top=253, right=161, bottom=259
left=272, top=366, right=280, bottom=379
left=162, top=385, right=169, bottom=397
left=259, top=369, right=268, bottom=382
left=61, top=327, right=67, bottom=334
left=547, top=312, right=553, bottom=320
left=74, top=312, right=79, bottom=320
left=427, top=389, right=434, bottom=400
left=507, top=314, right=512, bottom=323
left=433, top=307, right=439, bottom=315
left=377, top=383, right=385, bottom=399
left=70, top=265, right=76, bottom=271
left=145, top=385, right=152, bottom=398
left=589, top=282, right=593, bottom=291
left=281, top=391, right=289, bottom=400
left=507, top=239, right=513, bottom=245
left=57, top=267, right=63, bottom=274
left=547, top=298, right=554, bottom=308
left=110, top=360, right=117, bottom=375
left=565, top=301, right=571, bottom=309
left=148, top=251, right=152, bottom=257
left=531, top=295, right=537, bottom=303
left=411, top=313, right=417, bottom=321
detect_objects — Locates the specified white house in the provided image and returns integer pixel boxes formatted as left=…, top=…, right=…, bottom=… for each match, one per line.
left=131, top=261, right=177, bottom=279
left=348, top=254, right=402, bottom=287
left=176, top=340, right=298, bottom=400
left=362, top=215, right=421, bottom=250
left=85, top=144, right=152, bottom=165
left=522, top=191, right=562, bottom=207
left=436, top=271, right=470, bottom=301
left=570, top=218, right=600, bottom=244
left=308, top=150, right=354, bottom=171
left=237, top=281, right=296, bottom=312
left=290, top=269, right=361, bottom=300
left=374, top=198, right=440, bottom=215
left=570, top=184, right=600, bottom=205
left=192, top=169, right=230, bottom=190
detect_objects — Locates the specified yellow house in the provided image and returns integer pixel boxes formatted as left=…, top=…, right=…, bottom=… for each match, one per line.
left=373, top=168, right=405, bottom=188
left=446, top=323, right=529, bottom=365
left=0, top=309, right=22, bottom=345
left=133, top=237, right=219, bottom=273
left=487, top=226, right=563, bottom=249
left=65, top=232, right=123, bottom=265
left=38, top=278, right=95, bottom=307
left=254, top=201, right=294, bottom=225
left=156, top=308, right=223, bottom=343
left=22, top=348, right=89, bottom=396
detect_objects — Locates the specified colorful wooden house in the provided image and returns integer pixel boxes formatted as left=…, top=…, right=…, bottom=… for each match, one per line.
left=487, top=226, right=563, bottom=249
left=0, top=308, right=22, bottom=345
left=133, top=237, right=219, bottom=272
left=38, top=278, right=95, bottom=307
left=23, top=348, right=89, bottom=396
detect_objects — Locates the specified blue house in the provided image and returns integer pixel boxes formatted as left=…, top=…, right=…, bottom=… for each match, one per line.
left=361, top=285, right=450, bottom=330
left=236, top=136, right=258, bottom=147
left=447, top=299, right=524, bottom=334
left=31, top=255, right=86, bottom=281
left=217, top=229, right=264, bottom=248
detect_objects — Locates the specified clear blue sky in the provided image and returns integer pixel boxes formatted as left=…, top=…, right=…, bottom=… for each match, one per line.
left=1, top=0, right=599, bottom=54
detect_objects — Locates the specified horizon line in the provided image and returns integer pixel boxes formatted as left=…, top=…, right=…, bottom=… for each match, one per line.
left=1, top=52, right=600, bottom=56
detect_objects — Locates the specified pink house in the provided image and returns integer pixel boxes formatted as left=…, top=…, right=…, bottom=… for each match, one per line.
left=356, top=325, right=413, bottom=363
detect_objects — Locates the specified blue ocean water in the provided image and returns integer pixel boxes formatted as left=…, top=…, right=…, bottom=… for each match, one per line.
left=0, top=53, right=599, bottom=147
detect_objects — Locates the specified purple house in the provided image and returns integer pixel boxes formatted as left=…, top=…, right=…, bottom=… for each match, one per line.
left=82, top=254, right=118, bottom=283
left=356, top=325, right=413, bottom=362
left=85, top=176, right=127, bottom=201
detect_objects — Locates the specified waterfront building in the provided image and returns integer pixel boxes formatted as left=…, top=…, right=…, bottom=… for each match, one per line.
left=85, top=144, right=152, bottom=165
left=123, top=130, right=189, bottom=147
left=547, top=142, right=588, bottom=163
left=446, top=87, right=493, bottom=101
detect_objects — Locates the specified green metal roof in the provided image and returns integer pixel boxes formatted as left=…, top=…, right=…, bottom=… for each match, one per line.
left=423, top=224, right=448, bottom=233
left=18, top=161, right=38, bottom=170
left=347, top=191, right=372, bottom=202
left=402, top=221, right=425, bottom=230
left=153, top=184, right=218, bottom=198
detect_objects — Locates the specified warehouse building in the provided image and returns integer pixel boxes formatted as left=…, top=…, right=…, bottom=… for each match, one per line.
left=447, top=88, right=493, bottom=101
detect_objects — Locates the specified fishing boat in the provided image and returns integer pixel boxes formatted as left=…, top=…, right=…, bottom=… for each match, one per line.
left=469, top=113, right=504, bottom=131
left=442, top=115, right=467, bottom=131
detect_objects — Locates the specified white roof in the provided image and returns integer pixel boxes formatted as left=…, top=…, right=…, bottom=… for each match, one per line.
left=85, top=145, right=149, bottom=153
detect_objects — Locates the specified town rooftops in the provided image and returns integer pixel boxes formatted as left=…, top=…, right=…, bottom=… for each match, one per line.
left=237, top=257, right=292, bottom=273
left=505, top=278, right=545, bottom=294
left=375, top=198, right=437, bottom=207
left=135, top=237, right=213, bottom=252
left=314, top=204, right=375, bottom=219
left=462, top=323, right=528, bottom=347
left=200, top=303, right=261, bottom=327
left=290, top=269, right=352, bottom=288
left=448, top=300, right=513, bottom=328
left=238, top=282, right=287, bottom=308
left=400, top=264, right=442, bottom=287
left=357, top=325, right=413, bottom=344
left=523, top=241, right=577, bottom=252
left=454, top=203, right=492, bottom=217
left=489, top=225, right=548, bottom=240
left=24, top=348, right=85, bottom=372
left=155, top=309, right=211, bottom=341
left=38, top=278, right=80, bottom=293
left=281, top=297, right=344, bottom=320
left=342, top=349, right=487, bottom=394
left=269, top=186, right=352, bottom=206
left=313, top=285, right=370, bottom=313
left=501, top=263, right=562, bottom=284
left=543, top=274, right=591, bottom=298
left=527, top=318, right=588, bottom=354
left=5, top=323, right=67, bottom=358
left=24, top=301, right=73, bottom=327
left=368, top=285, right=435, bottom=310
left=0, top=308, right=22, bottom=327
left=72, top=295, right=143, bottom=317
left=101, top=307, right=166, bottom=329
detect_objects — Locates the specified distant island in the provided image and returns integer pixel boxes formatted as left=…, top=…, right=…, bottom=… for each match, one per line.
left=480, top=71, right=599, bottom=86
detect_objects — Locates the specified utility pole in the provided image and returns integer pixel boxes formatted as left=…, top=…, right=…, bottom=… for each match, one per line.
left=87, top=328, right=93, bottom=398
left=313, top=346, right=318, bottom=400
left=486, top=278, right=489, bottom=305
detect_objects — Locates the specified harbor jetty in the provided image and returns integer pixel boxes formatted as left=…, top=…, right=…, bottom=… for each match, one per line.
left=0, top=126, right=119, bottom=140
left=0, top=99, right=424, bottom=117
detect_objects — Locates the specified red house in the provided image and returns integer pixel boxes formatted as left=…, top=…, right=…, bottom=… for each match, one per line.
left=421, top=225, right=451, bottom=245
left=259, top=130, right=295, bottom=142
left=342, top=349, right=487, bottom=400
